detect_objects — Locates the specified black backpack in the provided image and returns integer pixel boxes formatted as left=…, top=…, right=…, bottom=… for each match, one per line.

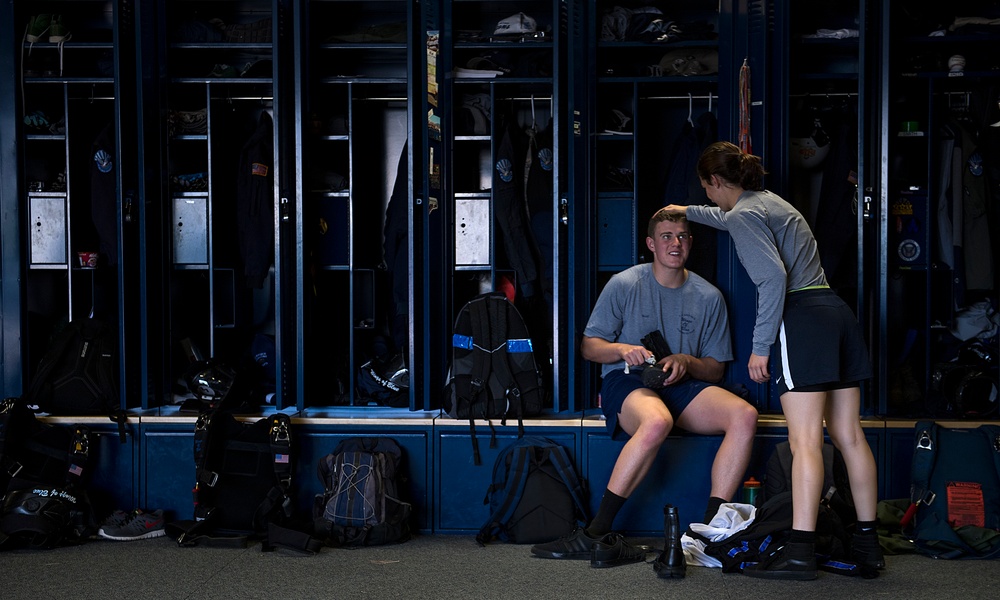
left=904, top=421, right=1000, bottom=559
left=762, top=441, right=857, bottom=529
left=24, top=318, right=126, bottom=440
left=443, top=292, right=545, bottom=465
left=0, top=398, right=97, bottom=549
left=164, top=411, right=297, bottom=550
left=476, top=436, right=589, bottom=545
left=313, top=437, right=412, bottom=547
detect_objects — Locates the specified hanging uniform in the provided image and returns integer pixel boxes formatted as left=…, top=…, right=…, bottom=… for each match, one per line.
left=493, top=107, right=540, bottom=301
left=524, top=118, right=554, bottom=311
left=236, top=111, right=274, bottom=289
left=382, top=142, right=409, bottom=353
left=90, top=121, right=118, bottom=265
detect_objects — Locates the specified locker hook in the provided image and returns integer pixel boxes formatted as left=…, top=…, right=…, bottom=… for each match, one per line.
left=708, top=93, right=712, bottom=114
left=530, top=94, right=537, bottom=131
left=687, top=93, right=694, bottom=125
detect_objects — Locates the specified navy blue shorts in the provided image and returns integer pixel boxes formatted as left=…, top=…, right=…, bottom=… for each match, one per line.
left=599, top=369, right=713, bottom=440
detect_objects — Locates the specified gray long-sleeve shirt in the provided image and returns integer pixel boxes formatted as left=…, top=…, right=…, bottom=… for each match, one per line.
left=686, top=190, right=827, bottom=356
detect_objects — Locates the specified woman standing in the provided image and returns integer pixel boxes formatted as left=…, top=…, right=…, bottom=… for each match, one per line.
left=664, top=141, right=883, bottom=580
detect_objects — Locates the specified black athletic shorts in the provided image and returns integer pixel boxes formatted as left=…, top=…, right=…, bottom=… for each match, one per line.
left=773, top=288, right=872, bottom=396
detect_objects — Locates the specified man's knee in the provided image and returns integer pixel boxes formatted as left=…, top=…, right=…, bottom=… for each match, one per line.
left=722, top=399, right=758, bottom=438
left=633, top=413, right=672, bottom=447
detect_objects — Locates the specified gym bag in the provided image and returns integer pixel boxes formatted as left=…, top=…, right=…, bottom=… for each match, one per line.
left=313, top=436, right=412, bottom=547
left=903, top=421, right=1000, bottom=559
left=476, top=436, right=589, bottom=545
left=696, top=491, right=857, bottom=576
left=443, top=292, right=545, bottom=465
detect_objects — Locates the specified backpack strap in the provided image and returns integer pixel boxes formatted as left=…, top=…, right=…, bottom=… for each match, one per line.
left=0, top=398, right=27, bottom=481
left=192, top=411, right=220, bottom=519
left=488, top=299, right=531, bottom=445
left=258, top=413, right=294, bottom=547
left=543, top=443, right=590, bottom=524
left=476, top=444, right=531, bottom=545
left=260, top=414, right=325, bottom=554
left=65, top=425, right=91, bottom=487
left=467, top=297, right=495, bottom=465
left=902, top=421, right=938, bottom=528
left=164, top=411, right=227, bottom=546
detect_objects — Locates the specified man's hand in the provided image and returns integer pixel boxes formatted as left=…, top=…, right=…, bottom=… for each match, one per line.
left=621, top=344, right=653, bottom=370
left=645, top=354, right=690, bottom=387
left=663, top=204, right=688, bottom=216
left=748, top=353, right=770, bottom=384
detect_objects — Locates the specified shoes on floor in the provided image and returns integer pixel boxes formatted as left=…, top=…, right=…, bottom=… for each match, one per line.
left=743, top=543, right=818, bottom=581
left=530, top=527, right=600, bottom=560
left=591, top=532, right=651, bottom=568
left=98, top=509, right=166, bottom=541
left=851, top=530, right=886, bottom=570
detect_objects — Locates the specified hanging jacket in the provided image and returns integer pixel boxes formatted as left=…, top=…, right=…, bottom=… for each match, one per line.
left=236, top=111, right=275, bottom=288
left=90, top=121, right=118, bottom=265
left=493, top=107, right=540, bottom=300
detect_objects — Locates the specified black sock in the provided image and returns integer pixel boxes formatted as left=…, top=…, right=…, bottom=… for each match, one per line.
left=856, top=520, right=877, bottom=533
left=703, top=496, right=727, bottom=524
left=787, top=530, right=816, bottom=560
left=586, top=489, right=627, bottom=537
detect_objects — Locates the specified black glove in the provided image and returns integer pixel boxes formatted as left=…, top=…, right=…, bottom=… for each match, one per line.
left=640, top=330, right=672, bottom=388
left=641, top=330, right=671, bottom=361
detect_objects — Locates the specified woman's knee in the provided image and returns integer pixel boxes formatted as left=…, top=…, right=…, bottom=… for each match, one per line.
left=826, top=420, right=865, bottom=451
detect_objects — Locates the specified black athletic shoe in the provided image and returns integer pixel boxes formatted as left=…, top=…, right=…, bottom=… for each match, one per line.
left=590, top=533, right=651, bottom=568
left=743, top=544, right=818, bottom=581
left=530, top=527, right=600, bottom=560
left=851, top=531, right=886, bottom=570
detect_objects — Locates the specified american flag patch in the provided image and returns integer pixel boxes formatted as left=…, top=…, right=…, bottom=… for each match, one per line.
left=274, top=454, right=289, bottom=464
left=68, top=464, right=83, bottom=476
left=251, top=162, right=268, bottom=177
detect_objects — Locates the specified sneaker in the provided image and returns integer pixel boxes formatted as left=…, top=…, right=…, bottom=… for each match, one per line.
left=743, top=543, right=818, bottom=581
left=48, top=15, right=71, bottom=43
left=98, top=509, right=166, bottom=541
left=530, top=527, right=600, bottom=560
left=97, top=509, right=130, bottom=531
left=591, top=532, right=651, bottom=568
left=851, top=530, right=886, bottom=570
left=26, top=14, right=52, bottom=43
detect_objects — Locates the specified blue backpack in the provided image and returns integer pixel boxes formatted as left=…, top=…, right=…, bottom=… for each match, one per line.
left=314, top=437, right=412, bottom=547
left=476, top=436, right=589, bottom=545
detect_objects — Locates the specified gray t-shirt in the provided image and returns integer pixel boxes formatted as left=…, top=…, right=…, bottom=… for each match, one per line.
left=686, top=189, right=827, bottom=356
left=583, top=264, right=734, bottom=379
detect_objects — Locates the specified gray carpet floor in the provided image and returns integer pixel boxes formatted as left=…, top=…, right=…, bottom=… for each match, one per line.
left=2, top=533, right=999, bottom=599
